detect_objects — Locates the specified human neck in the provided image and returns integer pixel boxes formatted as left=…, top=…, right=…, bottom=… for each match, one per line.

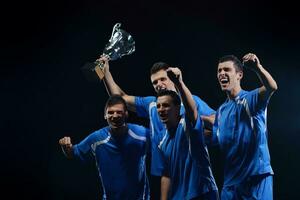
left=110, top=124, right=128, bottom=137
left=166, top=118, right=180, bottom=132
left=226, top=85, right=242, bottom=99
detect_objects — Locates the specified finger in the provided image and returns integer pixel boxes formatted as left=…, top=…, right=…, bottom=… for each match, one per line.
left=98, top=55, right=106, bottom=60
left=254, top=56, right=260, bottom=64
left=60, top=137, right=66, bottom=145
left=66, top=137, right=71, bottom=145
left=174, top=68, right=181, bottom=75
left=63, top=137, right=69, bottom=145
left=244, top=53, right=252, bottom=60
left=243, top=54, right=256, bottom=62
left=242, top=57, right=249, bottom=63
left=242, top=57, right=250, bottom=63
left=100, top=57, right=107, bottom=62
left=166, top=67, right=175, bottom=72
left=169, top=67, right=181, bottom=76
left=250, top=55, right=257, bottom=62
left=59, top=137, right=69, bottom=145
left=242, top=54, right=249, bottom=60
left=248, top=53, right=257, bottom=61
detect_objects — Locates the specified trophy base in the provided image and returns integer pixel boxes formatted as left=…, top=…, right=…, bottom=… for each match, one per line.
left=81, top=62, right=105, bottom=82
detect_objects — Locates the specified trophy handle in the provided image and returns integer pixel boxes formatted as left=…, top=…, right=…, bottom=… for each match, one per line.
left=109, top=23, right=121, bottom=43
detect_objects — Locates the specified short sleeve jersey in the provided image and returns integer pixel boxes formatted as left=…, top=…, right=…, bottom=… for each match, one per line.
left=213, top=89, right=274, bottom=186
left=159, top=115, right=218, bottom=199
left=135, top=95, right=215, bottom=176
left=73, top=123, right=150, bottom=200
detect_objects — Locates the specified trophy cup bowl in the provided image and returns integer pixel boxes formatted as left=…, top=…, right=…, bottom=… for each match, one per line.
left=82, top=23, right=135, bottom=81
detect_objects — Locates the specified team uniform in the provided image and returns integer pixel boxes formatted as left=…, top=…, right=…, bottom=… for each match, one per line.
left=213, top=89, right=274, bottom=200
left=159, top=115, right=218, bottom=200
left=73, top=123, right=150, bottom=200
left=135, top=95, right=216, bottom=176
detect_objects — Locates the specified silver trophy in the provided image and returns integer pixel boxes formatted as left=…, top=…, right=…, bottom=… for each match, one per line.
left=82, top=23, right=135, bottom=81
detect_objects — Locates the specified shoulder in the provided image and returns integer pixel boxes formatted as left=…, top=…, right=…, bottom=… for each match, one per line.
left=240, top=89, right=258, bottom=98
left=192, top=94, right=216, bottom=114
left=192, top=94, right=202, bottom=101
left=192, top=94, right=209, bottom=105
left=127, top=126, right=148, bottom=142
left=89, top=127, right=110, bottom=141
left=135, top=96, right=157, bottom=110
left=128, top=123, right=148, bottom=130
left=128, top=124, right=149, bottom=136
left=75, top=127, right=110, bottom=150
left=237, top=89, right=260, bottom=105
left=135, top=96, right=156, bottom=103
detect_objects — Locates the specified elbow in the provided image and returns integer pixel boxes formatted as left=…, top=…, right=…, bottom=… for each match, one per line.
left=266, top=79, right=278, bottom=93
left=271, top=82, right=278, bottom=92
left=266, top=85, right=277, bottom=96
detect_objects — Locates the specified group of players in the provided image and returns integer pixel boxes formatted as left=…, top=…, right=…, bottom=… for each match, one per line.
left=59, top=52, right=277, bottom=200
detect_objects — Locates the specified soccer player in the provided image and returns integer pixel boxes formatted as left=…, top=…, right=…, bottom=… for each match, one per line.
left=156, top=68, right=218, bottom=200
left=59, top=95, right=150, bottom=200
left=213, top=53, right=278, bottom=199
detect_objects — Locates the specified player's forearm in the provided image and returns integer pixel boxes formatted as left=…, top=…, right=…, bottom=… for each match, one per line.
left=256, top=65, right=278, bottom=93
left=176, top=81, right=197, bottom=124
left=103, top=69, right=126, bottom=96
left=103, top=69, right=137, bottom=112
left=61, top=146, right=74, bottom=159
left=201, top=114, right=215, bottom=130
left=161, top=176, right=171, bottom=200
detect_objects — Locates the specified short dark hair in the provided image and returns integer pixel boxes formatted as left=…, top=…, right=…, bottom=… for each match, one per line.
left=157, top=90, right=181, bottom=106
left=218, top=55, right=243, bottom=72
left=150, top=62, right=170, bottom=75
left=104, top=95, right=127, bottom=112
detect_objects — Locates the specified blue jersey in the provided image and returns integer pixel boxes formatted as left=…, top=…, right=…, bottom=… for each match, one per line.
left=213, top=89, right=273, bottom=187
left=73, top=123, right=150, bottom=200
left=135, top=95, right=215, bottom=176
left=159, top=115, right=218, bottom=199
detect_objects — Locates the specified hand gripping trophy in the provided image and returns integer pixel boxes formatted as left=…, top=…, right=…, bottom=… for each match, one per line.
left=82, top=23, right=135, bottom=81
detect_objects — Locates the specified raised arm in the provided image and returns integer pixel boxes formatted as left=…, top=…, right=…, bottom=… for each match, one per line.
left=98, top=55, right=136, bottom=112
left=59, top=136, right=74, bottom=159
left=242, top=53, right=278, bottom=101
left=166, top=67, right=198, bottom=125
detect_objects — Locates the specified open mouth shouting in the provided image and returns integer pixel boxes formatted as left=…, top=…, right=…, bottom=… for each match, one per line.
left=219, top=75, right=229, bottom=88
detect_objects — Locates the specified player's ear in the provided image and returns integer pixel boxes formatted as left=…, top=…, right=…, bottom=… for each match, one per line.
left=237, top=71, right=243, bottom=80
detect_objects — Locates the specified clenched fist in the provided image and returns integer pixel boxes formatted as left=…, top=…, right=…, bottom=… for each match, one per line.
left=59, top=137, right=73, bottom=159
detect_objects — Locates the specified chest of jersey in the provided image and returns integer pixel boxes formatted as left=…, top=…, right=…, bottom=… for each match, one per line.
left=217, top=99, right=255, bottom=147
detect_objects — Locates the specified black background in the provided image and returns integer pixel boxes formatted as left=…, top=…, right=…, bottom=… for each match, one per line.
left=1, top=0, right=299, bottom=199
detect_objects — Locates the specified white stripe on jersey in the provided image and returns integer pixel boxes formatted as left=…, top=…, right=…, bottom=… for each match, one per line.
left=91, top=135, right=111, bottom=153
left=149, top=102, right=156, bottom=138
left=128, top=129, right=147, bottom=141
